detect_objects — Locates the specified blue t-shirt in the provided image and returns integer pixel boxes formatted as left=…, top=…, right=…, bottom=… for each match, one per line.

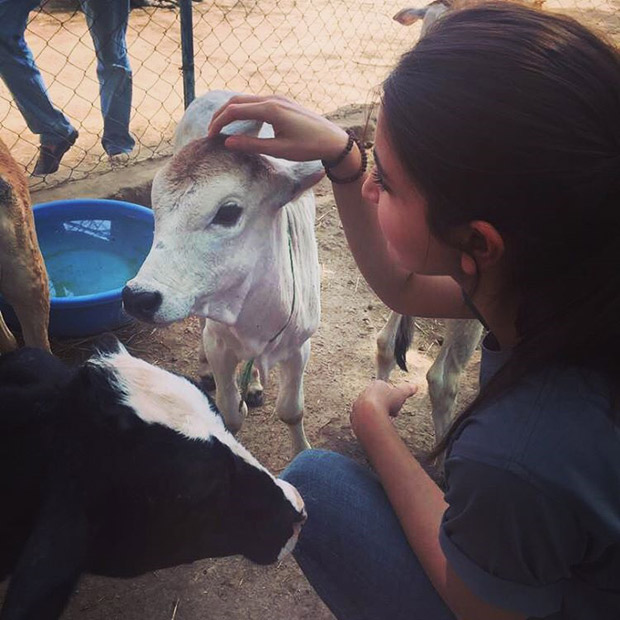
left=439, top=335, right=620, bottom=619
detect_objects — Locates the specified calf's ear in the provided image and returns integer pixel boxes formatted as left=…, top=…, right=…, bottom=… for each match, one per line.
left=0, top=488, right=87, bottom=620
left=91, top=334, right=134, bottom=360
left=265, top=157, right=325, bottom=208
left=92, top=332, right=124, bottom=356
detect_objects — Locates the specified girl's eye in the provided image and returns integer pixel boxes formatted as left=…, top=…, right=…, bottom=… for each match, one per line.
left=371, top=168, right=388, bottom=192
left=212, top=203, right=242, bottom=227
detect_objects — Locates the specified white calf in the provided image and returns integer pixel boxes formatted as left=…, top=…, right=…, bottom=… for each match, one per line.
left=123, top=91, right=323, bottom=455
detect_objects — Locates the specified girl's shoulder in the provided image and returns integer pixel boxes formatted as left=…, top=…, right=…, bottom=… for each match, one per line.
left=449, top=359, right=619, bottom=519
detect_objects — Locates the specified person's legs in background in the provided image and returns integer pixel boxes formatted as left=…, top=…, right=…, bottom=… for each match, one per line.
left=281, top=450, right=456, bottom=620
left=80, top=0, right=135, bottom=158
left=0, top=0, right=78, bottom=175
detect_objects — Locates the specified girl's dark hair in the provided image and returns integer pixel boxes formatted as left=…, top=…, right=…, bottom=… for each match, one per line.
left=382, top=2, right=620, bottom=454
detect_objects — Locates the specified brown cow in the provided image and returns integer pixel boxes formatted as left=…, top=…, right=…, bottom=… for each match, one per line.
left=0, top=138, right=50, bottom=352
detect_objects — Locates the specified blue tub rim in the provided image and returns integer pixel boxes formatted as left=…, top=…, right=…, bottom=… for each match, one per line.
left=33, top=198, right=154, bottom=307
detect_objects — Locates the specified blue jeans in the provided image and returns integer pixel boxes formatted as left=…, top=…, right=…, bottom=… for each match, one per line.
left=281, top=450, right=456, bottom=620
left=0, top=0, right=134, bottom=154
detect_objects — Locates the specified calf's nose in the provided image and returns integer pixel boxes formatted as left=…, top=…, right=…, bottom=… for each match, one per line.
left=122, top=286, right=162, bottom=321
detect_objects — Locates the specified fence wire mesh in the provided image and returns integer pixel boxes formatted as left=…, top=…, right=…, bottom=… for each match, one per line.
left=1, top=0, right=618, bottom=190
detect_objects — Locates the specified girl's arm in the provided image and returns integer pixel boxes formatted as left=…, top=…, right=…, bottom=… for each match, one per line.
left=352, top=381, right=527, bottom=620
left=208, top=95, right=472, bottom=319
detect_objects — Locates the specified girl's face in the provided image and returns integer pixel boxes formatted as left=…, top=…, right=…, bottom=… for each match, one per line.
left=362, top=111, right=461, bottom=277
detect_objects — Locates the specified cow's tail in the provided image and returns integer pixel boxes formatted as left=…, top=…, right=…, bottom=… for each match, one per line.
left=394, top=315, right=414, bottom=372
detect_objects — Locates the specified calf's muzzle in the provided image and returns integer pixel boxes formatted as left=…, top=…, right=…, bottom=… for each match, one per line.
left=122, top=286, right=163, bottom=321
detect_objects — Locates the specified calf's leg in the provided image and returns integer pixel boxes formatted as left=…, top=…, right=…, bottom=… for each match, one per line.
left=200, top=332, right=265, bottom=408
left=9, top=290, right=50, bottom=352
left=197, top=320, right=215, bottom=392
left=202, top=328, right=246, bottom=434
left=426, top=319, right=483, bottom=442
left=276, top=340, right=312, bottom=455
left=245, top=364, right=264, bottom=408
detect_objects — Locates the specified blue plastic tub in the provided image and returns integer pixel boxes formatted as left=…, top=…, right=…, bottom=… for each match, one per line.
left=0, top=198, right=154, bottom=339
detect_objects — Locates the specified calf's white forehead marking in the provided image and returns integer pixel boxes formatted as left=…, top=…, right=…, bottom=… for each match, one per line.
left=89, top=348, right=270, bottom=476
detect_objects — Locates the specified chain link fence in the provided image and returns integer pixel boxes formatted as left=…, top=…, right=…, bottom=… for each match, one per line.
left=1, top=0, right=618, bottom=190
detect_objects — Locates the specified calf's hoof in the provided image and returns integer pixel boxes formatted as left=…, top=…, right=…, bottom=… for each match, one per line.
left=245, top=388, right=264, bottom=408
left=200, top=373, right=216, bottom=392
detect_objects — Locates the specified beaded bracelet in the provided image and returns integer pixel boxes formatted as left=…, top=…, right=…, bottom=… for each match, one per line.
left=321, top=129, right=368, bottom=184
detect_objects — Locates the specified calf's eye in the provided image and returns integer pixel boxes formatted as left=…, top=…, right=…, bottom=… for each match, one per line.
left=212, top=202, right=242, bottom=227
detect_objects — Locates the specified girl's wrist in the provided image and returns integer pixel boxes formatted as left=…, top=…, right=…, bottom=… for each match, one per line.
left=353, top=408, right=401, bottom=459
left=321, top=128, right=367, bottom=182
left=351, top=400, right=393, bottom=439
left=321, top=127, right=350, bottom=162
left=327, top=143, right=364, bottom=180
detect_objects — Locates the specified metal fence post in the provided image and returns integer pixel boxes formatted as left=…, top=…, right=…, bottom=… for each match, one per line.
left=179, top=0, right=195, bottom=109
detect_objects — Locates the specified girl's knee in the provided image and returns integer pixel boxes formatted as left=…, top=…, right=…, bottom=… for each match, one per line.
left=281, top=449, right=356, bottom=488
left=281, top=449, right=378, bottom=511
left=281, top=449, right=334, bottom=489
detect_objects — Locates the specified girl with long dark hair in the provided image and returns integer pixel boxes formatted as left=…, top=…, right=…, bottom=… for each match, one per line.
left=208, top=4, right=620, bottom=618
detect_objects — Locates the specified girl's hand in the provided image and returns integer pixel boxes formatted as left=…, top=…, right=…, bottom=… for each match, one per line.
left=207, top=94, right=349, bottom=163
left=351, top=380, right=418, bottom=436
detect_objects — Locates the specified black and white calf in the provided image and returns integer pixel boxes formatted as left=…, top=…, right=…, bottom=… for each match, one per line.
left=0, top=336, right=305, bottom=620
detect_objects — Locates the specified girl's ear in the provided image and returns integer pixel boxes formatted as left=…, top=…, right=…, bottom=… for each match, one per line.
left=458, top=220, right=506, bottom=276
